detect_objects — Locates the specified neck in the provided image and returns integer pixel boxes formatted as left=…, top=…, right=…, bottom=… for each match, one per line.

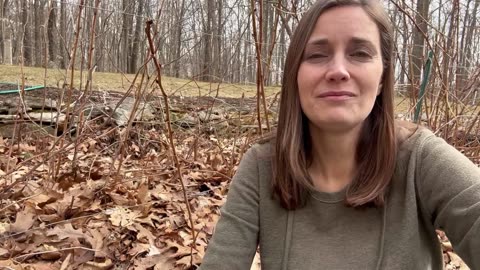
left=308, top=124, right=363, bottom=192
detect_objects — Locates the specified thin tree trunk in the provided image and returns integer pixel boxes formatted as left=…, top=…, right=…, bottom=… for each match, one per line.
left=59, top=0, right=67, bottom=69
left=201, top=0, right=214, bottom=82
left=47, top=0, right=57, bottom=66
left=122, top=0, right=134, bottom=73
left=172, top=0, right=185, bottom=77
left=33, top=0, right=43, bottom=66
left=21, top=0, right=32, bottom=65
left=410, top=0, right=430, bottom=87
left=0, top=0, right=11, bottom=64
left=129, top=0, right=144, bottom=74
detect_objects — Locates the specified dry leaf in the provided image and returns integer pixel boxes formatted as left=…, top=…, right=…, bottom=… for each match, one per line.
left=47, top=223, right=86, bottom=242
left=10, top=206, right=36, bottom=232
left=83, top=258, right=113, bottom=270
left=0, top=247, right=9, bottom=257
left=60, top=253, right=72, bottom=270
left=39, top=244, right=62, bottom=260
left=106, top=206, right=140, bottom=227
left=134, top=253, right=175, bottom=270
left=136, top=181, right=150, bottom=204
left=0, top=222, right=10, bottom=234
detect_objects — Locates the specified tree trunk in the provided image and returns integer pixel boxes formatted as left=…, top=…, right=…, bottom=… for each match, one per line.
left=129, top=0, right=144, bottom=74
left=58, top=0, right=67, bottom=68
left=410, top=0, right=430, bottom=87
left=33, top=0, right=43, bottom=66
left=213, top=0, right=223, bottom=80
left=200, top=0, right=214, bottom=82
left=0, top=0, right=10, bottom=64
left=21, top=0, right=32, bottom=65
left=457, top=0, right=479, bottom=93
left=47, top=0, right=57, bottom=66
left=122, top=0, right=134, bottom=73
left=172, top=0, right=185, bottom=78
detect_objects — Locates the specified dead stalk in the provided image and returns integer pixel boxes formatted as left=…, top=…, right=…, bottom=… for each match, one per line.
left=115, top=69, right=147, bottom=177
left=145, top=20, right=196, bottom=266
left=55, top=0, right=85, bottom=179
left=72, top=0, right=101, bottom=176
left=250, top=0, right=270, bottom=135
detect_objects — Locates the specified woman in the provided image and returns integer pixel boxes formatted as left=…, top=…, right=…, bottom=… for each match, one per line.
left=199, top=0, right=480, bottom=269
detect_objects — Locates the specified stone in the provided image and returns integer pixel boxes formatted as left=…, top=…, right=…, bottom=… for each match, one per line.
left=27, top=112, right=66, bottom=125
left=174, top=114, right=197, bottom=128
left=198, top=110, right=222, bottom=122
left=108, top=97, right=156, bottom=126
left=0, top=96, right=58, bottom=111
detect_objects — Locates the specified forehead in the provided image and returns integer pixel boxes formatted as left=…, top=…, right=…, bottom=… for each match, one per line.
left=308, top=5, right=380, bottom=46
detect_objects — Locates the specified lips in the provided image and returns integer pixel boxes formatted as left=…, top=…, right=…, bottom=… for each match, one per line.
left=318, top=91, right=356, bottom=98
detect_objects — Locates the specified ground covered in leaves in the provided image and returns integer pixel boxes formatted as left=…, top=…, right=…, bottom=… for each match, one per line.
left=0, top=87, right=471, bottom=270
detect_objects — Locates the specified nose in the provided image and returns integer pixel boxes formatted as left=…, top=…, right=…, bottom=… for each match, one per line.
left=325, top=55, right=350, bottom=82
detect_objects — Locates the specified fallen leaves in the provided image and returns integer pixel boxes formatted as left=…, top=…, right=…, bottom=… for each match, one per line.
left=10, top=205, right=36, bottom=232
left=0, top=95, right=250, bottom=269
left=106, top=206, right=141, bottom=227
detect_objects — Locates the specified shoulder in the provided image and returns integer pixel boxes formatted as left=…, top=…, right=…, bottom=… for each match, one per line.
left=395, top=120, right=435, bottom=151
left=249, top=136, right=275, bottom=161
left=396, top=121, right=477, bottom=171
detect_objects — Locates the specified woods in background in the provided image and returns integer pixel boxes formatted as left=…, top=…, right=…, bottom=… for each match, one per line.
left=0, top=0, right=478, bottom=93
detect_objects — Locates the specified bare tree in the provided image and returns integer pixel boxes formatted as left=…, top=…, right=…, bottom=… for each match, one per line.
left=129, top=0, right=144, bottom=74
left=20, top=0, right=32, bottom=65
left=46, top=0, right=56, bottom=66
left=410, top=0, right=431, bottom=86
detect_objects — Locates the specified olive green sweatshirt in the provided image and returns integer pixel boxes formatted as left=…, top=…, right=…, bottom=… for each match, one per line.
left=199, top=127, right=480, bottom=270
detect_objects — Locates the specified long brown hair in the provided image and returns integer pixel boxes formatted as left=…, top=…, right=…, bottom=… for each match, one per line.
left=272, top=0, right=397, bottom=210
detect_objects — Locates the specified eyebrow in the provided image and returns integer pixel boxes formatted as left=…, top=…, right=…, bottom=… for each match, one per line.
left=306, top=37, right=376, bottom=48
left=306, top=38, right=329, bottom=47
left=350, top=37, right=376, bottom=48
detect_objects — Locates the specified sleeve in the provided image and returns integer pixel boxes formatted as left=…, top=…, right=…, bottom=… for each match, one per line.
left=198, top=146, right=260, bottom=269
left=417, top=134, right=480, bottom=269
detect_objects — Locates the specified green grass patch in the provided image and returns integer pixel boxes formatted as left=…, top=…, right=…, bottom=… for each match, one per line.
left=0, top=64, right=279, bottom=98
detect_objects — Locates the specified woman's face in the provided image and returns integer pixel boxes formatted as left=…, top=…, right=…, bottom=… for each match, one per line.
left=297, top=6, right=384, bottom=133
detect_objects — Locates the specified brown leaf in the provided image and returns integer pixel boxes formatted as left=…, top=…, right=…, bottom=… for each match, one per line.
left=10, top=206, right=36, bottom=232
left=136, top=181, right=150, bottom=204
left=39, top=244, right=62, bottom=260
left=133, top=223, right=156, bottom=244
left=0, top=259, right=20, bottom=269
left=85, top=228, right=106, bottom=258
left=83, top=258, right=113, bottom=270
left=133, top=252, right=175, bottom=270
left=0, top=247, right=9, bottom=257
left=47, top=223, right=86, bottom=242
left=60, top=253, right=72, bottom=270
left=107, top=192, right=132, bottom=206
left=105, top=206, right=140, bottom=227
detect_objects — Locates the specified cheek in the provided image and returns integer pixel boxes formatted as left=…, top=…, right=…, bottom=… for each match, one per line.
left=297, top=66, right=311, bottom=100
left=364, top=67, right=383, bottom=96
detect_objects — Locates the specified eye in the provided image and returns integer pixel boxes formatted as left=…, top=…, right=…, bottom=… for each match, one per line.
left=304, top=52, right=329, bottom=62
left=308, top=53, right=327, bottom=59
left=351, top=50, right=372, bottom=58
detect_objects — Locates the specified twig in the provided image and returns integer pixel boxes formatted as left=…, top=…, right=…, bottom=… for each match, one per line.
left=250, top=0, right=269, bottom=134
left=14, top=246, right=99, bottom=260
left=145, top=19, right=196, bottom=267
left=56, top=0, right=85, bottom=179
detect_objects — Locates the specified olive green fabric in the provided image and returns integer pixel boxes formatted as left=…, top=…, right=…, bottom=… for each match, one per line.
left=199, top=128, right=480, bottom=270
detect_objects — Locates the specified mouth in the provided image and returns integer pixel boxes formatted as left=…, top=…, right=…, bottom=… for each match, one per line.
left=317, top=91, right=356, bottom=98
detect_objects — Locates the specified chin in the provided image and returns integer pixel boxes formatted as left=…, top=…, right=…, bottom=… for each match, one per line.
left=310, top=118, right=365, bottom=133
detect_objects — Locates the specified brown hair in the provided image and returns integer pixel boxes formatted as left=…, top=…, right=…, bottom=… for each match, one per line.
left=272, top=0, right=397, bottom=210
